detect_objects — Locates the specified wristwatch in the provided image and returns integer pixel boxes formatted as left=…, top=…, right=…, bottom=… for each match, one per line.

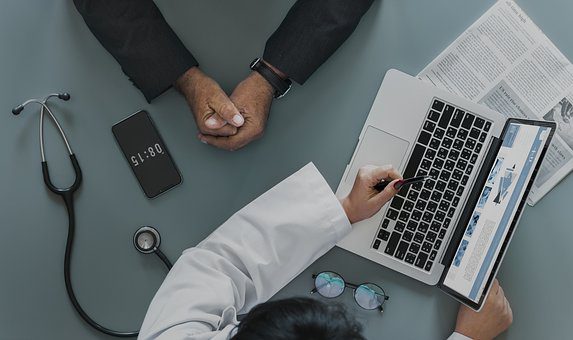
left=250, top=58, right=292, bottom=99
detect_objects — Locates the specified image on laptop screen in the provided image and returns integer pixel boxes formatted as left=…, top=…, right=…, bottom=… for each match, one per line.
left=442, top=122, right=552, bottom=303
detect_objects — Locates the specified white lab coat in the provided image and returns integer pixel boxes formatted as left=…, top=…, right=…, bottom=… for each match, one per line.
left=138, top=163, right=470, bottom=340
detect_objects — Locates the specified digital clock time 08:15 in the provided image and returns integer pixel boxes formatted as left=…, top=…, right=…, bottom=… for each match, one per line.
left=130, top=143, right=164, bottom=167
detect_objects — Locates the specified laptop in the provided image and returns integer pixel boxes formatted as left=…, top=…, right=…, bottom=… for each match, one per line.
left=336, top=69, right=556, bottom=310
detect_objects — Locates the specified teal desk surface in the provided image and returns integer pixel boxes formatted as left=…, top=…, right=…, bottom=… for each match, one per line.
left=1, top=1, right=572, bottom=339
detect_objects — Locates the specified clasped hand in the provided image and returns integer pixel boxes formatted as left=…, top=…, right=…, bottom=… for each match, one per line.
left=176, top=66, right=274, bottom=151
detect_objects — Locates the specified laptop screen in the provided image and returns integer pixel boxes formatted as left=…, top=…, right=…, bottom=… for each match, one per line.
left=442, top=121, right=553, bottom=305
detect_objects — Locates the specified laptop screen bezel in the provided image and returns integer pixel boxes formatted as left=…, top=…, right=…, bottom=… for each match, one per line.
left=438, top=118, right=556, bottom=310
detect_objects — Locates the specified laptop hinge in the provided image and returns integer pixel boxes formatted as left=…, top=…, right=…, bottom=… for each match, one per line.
left=439, top=136, right=502, bottom=269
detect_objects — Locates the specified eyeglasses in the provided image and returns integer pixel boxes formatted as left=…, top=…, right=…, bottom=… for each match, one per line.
left=311, top=271, right=389, bottom=313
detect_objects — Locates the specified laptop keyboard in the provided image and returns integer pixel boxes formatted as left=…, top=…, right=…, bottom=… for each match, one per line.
left=372, top=98, right=492, bottom=272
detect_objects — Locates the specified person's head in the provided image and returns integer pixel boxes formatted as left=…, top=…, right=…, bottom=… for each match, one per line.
left=231, top=297, right=365, bottom=340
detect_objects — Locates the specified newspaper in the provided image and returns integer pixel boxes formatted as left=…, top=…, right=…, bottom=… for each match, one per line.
left=418, top=0, right=573, bottom=205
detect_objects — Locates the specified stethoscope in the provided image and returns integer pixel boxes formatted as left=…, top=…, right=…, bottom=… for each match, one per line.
left=12, top=93, right=172, bottom=338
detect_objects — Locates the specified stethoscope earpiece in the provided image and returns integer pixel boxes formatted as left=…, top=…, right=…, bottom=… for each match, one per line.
left=11, top=92, right=75, bottom=162
left=58, top=93, right=71, bottom=101
left=12, top=105, right=24, bottom=115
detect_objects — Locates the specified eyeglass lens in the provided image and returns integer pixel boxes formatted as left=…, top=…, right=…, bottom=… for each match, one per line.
left=354, top=283, right=386, bottom=310
left=314, top=271, right=345, bottom=298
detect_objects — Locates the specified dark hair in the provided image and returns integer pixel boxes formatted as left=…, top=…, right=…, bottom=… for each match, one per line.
left=231, top=297, right=365, bottom=340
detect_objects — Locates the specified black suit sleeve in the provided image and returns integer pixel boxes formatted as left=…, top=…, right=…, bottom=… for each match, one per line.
left=73, top=0, right=198, bottom=102
left=263, top=0, right=374, bottom=84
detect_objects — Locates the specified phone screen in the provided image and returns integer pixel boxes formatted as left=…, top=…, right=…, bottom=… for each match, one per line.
left=112, top=110, right=181, bottom=198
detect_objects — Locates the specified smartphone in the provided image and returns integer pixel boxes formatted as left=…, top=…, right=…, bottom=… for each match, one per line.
left=112, top=110, right=182, bottom=198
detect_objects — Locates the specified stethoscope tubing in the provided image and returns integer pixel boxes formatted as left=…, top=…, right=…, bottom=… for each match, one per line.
left=13, top=94, right=171, bottom=337
left=62, top=191, right=140, bottom=337
left=153, top=247, right=173, bottom=269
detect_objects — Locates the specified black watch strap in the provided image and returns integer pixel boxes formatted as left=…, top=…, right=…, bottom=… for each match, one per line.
left=250, top=58, right=292, bottom=98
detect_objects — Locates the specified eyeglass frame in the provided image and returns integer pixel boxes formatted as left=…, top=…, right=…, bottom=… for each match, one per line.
left=310, top=271, right=390, bottom=313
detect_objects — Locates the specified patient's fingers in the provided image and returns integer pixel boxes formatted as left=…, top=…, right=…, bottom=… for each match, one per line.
left=204, top=112, right=227, bottom=129
left=208, top=90, right=244, bottom=127
left=199, top=129, right=253, bottom=151
left=198, top=124, right=238, bottom=137
left=491, top=279, right=501, bottom=295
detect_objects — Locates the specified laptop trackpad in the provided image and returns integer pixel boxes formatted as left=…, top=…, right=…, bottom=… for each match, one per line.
left=341, top=126, right=410, bottom=196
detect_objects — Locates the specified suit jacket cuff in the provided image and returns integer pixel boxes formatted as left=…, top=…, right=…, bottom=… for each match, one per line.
left=262, top=0, right=374, bottom=85
left=132, top=42, right=198, bottom=103
left=73, top=0, right=199, bottom=103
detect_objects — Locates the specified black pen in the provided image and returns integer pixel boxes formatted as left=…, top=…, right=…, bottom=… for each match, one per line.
left=373, top=175, right=430, bottom=192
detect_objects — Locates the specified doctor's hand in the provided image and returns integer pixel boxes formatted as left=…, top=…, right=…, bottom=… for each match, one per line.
left=340, top=165, right=402, bottom=224
left=176, top=67, right=245, bottom=136
left=455, top=279, right=513, bottom=340
left=198, top=71, right=274, bottom=151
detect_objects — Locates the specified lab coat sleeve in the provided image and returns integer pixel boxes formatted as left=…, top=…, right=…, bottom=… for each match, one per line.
left=138, top=163, right=351, bottom=339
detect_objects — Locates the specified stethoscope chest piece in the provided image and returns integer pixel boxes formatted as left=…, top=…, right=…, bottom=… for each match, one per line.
left=134, top=226, right=161, bottom=254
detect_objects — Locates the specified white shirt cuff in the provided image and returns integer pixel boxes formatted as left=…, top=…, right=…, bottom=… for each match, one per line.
left=447, top=332, right=472, bottom=340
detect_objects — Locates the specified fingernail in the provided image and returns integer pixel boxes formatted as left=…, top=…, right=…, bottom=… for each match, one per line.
left=393, top=180, right=404, bottom=190
left=232, top=114, right=244, bottom=125
left=197, top=134, right=207, bottom=144
left=206, top=117, right=218, bottom=127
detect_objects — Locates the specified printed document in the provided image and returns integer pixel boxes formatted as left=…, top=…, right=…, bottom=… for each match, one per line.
left=418, top=0, right=573, bottom=205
